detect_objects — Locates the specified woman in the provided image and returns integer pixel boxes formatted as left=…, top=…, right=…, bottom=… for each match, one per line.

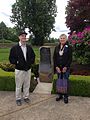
left=53, top=34, right=72, bottom=103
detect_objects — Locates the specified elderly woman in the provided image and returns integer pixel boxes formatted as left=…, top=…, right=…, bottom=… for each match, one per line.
left=53, top=34, right=72, bottom=103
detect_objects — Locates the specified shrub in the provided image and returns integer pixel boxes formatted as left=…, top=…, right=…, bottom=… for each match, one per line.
left=51, top=75, right=90, bottom=97
left=0, top=39, right=13, bottom=43
left=0, top=75, right=37, bottom=92
left=0, top=62, right=39, bottom=75
left=31, top=64, right=39, bottom=77
left=68, top=26, right=90, bottom=64
left=0, top=62, right=38, bottom=91
left=0, top=76, right=15, bottom=91
left=0, top=62, right=15, bottom=72
left=0, top=69, right=38, bottom=92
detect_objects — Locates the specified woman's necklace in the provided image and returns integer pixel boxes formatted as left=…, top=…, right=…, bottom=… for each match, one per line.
left=59, top=45, right=64, bottom=56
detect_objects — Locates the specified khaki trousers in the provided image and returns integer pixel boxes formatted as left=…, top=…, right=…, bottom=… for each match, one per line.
left=15, top=69, right=31, bottom=100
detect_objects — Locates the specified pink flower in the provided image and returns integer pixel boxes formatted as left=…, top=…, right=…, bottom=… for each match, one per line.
left=77, top=40, right=82, bottom=43
left=71, top=40, right=76, bottom=45
left=77, top=32, right=84, bottom=39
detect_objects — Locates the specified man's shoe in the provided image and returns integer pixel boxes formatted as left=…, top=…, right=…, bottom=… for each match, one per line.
left=16, top=99, right=22, bottom=106
left=64, top=97, right=68, bottom=104
left=24, top=98, right=30, bottom=103
left=56, top=95, right=63, bottom=101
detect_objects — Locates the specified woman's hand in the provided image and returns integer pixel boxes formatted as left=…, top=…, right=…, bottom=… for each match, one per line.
left=56, top=67, right=61, bottom=73
left=62, top=67, right=67, bottom=73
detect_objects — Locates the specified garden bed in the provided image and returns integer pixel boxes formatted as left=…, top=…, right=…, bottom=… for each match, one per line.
left=71, top=62, right=90, bottom=76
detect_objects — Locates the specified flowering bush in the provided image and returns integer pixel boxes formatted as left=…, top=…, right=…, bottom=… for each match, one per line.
left=68, top=26, right=90, bottom=45
left=68, top=26, right=90, bottom=64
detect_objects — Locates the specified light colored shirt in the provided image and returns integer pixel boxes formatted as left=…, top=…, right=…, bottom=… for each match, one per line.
left=19, top=42, right=27, bottom=60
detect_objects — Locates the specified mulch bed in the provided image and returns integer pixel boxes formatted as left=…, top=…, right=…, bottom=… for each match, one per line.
left=70, top=63, right=90, bottom=76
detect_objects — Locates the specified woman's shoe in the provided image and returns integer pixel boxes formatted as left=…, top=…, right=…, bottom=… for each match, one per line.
left=64, top=97, right=68, bottom=104
left=24, top=98, right=30, bottom=103
left=56, top=95, right=63, bottom=101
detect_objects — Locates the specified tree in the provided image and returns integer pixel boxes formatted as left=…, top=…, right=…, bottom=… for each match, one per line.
left=65, top=0, right=90, bottom=33
left=10, top=0, right=57, bottom=45
left=7, top=27, right=18, bottom=42
left=0, top=21, right=8, bottom=42
left=0, top=21, right=18, bottom=42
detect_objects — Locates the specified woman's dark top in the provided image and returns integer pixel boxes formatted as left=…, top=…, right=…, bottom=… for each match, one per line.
left=53, top=42, right=72, bottom=72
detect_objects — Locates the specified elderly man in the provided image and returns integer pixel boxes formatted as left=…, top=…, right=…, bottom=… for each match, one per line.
left=9, top=31, right=35, bottom=106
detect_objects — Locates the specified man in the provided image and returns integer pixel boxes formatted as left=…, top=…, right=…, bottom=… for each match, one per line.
left=9, top=31, right=35, bottom=106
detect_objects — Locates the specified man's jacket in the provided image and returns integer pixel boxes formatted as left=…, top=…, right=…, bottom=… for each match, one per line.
left=9, top=44, right=35, bottom=71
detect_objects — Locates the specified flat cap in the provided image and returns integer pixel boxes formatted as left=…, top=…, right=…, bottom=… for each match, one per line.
left=18, top=31, right=27, bottom=36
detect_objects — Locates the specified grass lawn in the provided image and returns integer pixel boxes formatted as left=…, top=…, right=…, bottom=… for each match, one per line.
left=0, top=48, right=10, bottom=62
left=0, top=47, right=40, bottom=63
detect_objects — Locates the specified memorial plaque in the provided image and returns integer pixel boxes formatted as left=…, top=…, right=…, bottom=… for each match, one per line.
left=40, top=47, right=51, bottom=64
left=39, top=46, right=55, bottom=83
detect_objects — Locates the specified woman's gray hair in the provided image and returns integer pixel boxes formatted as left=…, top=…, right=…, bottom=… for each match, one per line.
left=59, top=34, right=68, bottom=41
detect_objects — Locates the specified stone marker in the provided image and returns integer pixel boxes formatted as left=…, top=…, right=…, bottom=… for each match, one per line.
left=39, top=46, right=55, bottom=83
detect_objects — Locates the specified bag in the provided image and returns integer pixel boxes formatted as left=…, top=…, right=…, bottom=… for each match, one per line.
left=56, top=73, right=68, bottom=94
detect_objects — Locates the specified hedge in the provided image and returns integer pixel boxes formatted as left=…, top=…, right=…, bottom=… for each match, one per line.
left=0, top=69, right=37, bottom=92
left=0, top=68, right=90, bottom=97
left=51, top=75, right=90, bottom=97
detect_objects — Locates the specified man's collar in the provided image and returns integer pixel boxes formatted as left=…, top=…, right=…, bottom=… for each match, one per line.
left=19, top=41, right=26, bottom=47
left=19, top=41, right=22, bottom=46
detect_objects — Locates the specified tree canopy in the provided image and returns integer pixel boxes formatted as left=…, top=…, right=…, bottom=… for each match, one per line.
left=10, top=0, right=57, bottom=45
left=0, top=21, right=18, bottom=42
left=0, top=21, right=8, bottom=41
left=65, top=0, right=90, bottom=33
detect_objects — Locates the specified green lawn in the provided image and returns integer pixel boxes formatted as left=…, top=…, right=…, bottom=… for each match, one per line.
left=0, top=48, right=10, bottom=62
left=0, top=47, right=40, bottom=63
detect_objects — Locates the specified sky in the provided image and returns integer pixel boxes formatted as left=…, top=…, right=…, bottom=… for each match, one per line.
left=0, top=0, right=69, bottom=38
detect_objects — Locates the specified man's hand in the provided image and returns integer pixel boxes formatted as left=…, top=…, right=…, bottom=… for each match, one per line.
left=56, top=67, right=61, bottom=73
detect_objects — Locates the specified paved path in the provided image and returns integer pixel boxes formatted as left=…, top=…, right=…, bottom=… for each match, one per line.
left=33, top=82, right=52, bottom=94
left=0, top=91, right=90, bottom=120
